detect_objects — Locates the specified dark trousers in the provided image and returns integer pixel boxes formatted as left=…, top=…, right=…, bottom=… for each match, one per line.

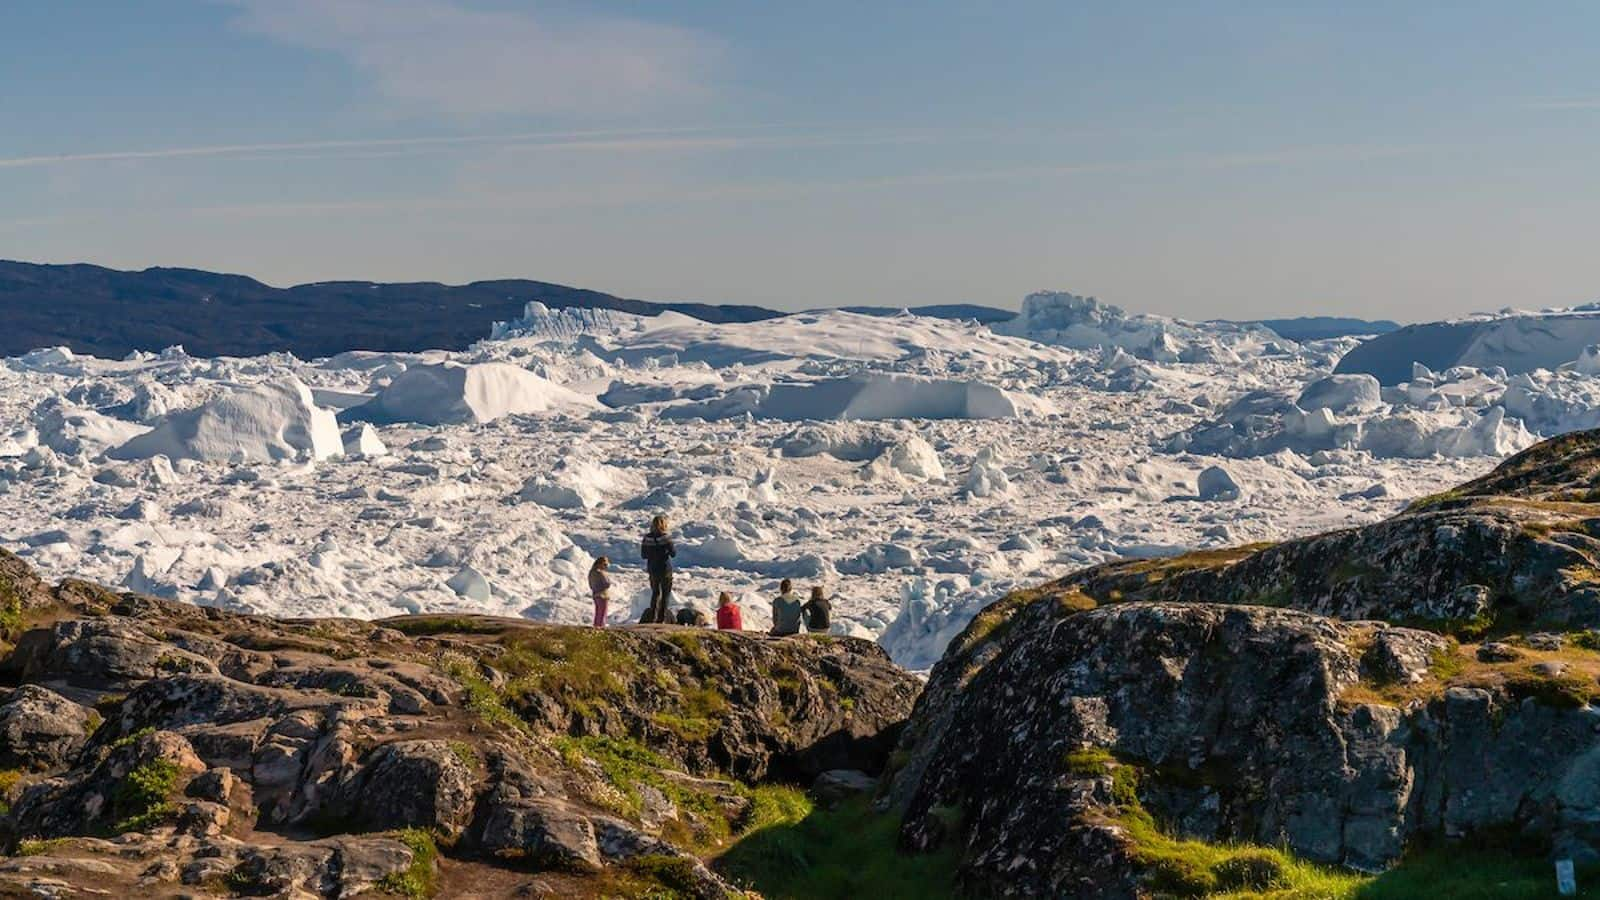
left=644, top=570, right=673, bottom=623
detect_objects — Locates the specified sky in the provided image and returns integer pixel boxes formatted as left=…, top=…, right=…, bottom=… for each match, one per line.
left=2, top=1, right=1598, bottom=320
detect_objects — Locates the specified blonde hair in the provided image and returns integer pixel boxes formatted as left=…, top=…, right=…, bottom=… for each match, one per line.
left=718, top=591, right=734, bottom=606
left=649, top=515, right=669, bottom=535
left=591, top=556, right=609, bottom=570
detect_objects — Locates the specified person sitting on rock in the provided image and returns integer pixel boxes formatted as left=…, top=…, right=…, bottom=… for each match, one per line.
left=771, top=579, right=803, bottom=636
left=639, top=515, right=676, bottom=624
left=802, top=585, right=832, bottom=634
left=716, top=591, right=743, bottom=631
left=588, top=556, right=611, bottom=628
left=675, top=604, right=709, bottom=627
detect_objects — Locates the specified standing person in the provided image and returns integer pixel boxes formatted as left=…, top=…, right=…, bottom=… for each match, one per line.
left=640, top=515, right=676, bottom=624
left=588, top=556, right=612, bottom=628
left=770, top=579, right=803, bottom=636
left=802, top=585, right=832, bottom=633
left=716, top=592, right=743, bottom=631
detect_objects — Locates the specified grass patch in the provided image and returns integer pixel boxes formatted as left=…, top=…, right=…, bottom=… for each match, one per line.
left=494, top=629, right=639, bottom=718
left=0, top=577, right=24, bottom=640
left=446, top=740, right=480, bottom=771
left=664, top=631, right=712, bottom=667
left=597, top=854, right=707, bottom=899
left=1080, top=749, right=1600, bottom=899
left=378, top=828, right=439, bottom=899
left=1342, top=636, right=1600, bottom=711
left=555, top=735, right=768, bottom=855
left=739, top=785, right=813, bottom=834
left=0, top=768, right=23, bottom=815
left=1119, top=808, right=1366, bottom=897
left=437, top=652, right=528, bottom=734
left=15, top=838, right=64, bottom=857
left=1405, top=487, right=1467, bottom=512
left=717, top=795, right=960, bottom=899
left=555, top=735, right=677, bottom=821
left=651, top=685, right=729, bottom=742
left=385, top=616, right=504, bottom=637
left=1355, top=846, right=1600, bottom=898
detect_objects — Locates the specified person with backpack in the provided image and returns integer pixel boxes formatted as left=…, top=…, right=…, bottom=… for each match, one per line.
left=639, top=515, right=676, bottom=624
left=770, top=579, right=803, bottom=636
left=802, top=585, right=832, bottom=633
left=588, top=556, right=612, bottom=628
left=716, top=591, right=743, bottom=631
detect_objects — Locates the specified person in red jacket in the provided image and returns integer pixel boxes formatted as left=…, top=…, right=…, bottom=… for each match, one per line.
left=715, top=591, right=743, bottom=631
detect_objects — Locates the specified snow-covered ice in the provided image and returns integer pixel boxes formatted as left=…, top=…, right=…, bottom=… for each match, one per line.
left=8, top=295, right=1600, bottom=670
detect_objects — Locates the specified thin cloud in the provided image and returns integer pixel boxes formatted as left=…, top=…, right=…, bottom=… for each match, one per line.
left=217, top=0, right=720, bottom=117
left=0, top=126, right=779, bottom=169
left=1528, top=99, right=1600, bottom=110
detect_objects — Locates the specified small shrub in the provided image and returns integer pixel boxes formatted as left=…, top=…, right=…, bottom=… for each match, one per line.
left=109, top=726, right=155, bottom=750
left=379, top=828, right=439, bottom=899
left=0, top=768, right=23, bottom=815
left=446, top=740, right=479, bottom=771
left=15, top=838, right=64, bottom=857
left=113, top=758, right=182, bottom=833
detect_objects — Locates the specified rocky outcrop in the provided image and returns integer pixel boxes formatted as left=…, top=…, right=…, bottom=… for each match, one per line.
left=883, top=427, right=1600, bottom=897
left=0, top=548, right=920, bottom=898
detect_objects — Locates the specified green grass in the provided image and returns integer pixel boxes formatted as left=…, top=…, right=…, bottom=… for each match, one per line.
left=716, top=796, right=960, bottom=899
left=0, top=768, right=23, bottom=816
left=386, top=616, right=506, bottom=636
left=596, top=855, right=708, bottom=899
left=1118, top=808, right=1366, bottom=898
left=1077, top=750, right=1600, bottom=899
left=1354, top=847, right=1600, bottom=899
left=15, top=838, right=64, bottom=857
left=555, top=736, right=807, bottom=856
left=445, top=740, right=480, bottom=771
left=379, top=828, right=439, bottom=899
left=494, top=629, right=639, bottom=718
left=0, top=578, right=24, bottom=640
left=651, top=684, right=729, bottom=742
left=437, top=652, right=528, bottom=734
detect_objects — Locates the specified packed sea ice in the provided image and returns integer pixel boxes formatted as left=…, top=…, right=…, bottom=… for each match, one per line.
left=5, top=293, right=1599, bottom=669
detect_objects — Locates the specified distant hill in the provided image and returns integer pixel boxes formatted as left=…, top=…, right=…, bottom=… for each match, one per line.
left=830, top=304, right=1016, bottom=324
left=1230, top=316, right=1400, bottom=342
left=0, top=260, right=785, bottom=359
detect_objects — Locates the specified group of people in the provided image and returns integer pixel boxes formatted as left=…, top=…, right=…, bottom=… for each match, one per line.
left=585, top=515, right=833, bottom=636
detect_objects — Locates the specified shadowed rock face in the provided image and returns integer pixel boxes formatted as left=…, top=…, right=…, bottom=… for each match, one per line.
left=0, top=550, right=919, bottom=898
left=884, top=427, right=1600, bottom=898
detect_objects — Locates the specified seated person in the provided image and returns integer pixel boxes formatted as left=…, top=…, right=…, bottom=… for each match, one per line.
left=770, top=579, right=803, bottom=636
left=716, top=592, right=743, bottom=631
left=802, top=585, right=832, bottom=633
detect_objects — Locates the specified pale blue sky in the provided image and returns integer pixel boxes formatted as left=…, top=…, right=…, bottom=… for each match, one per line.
left=3, top=1, right=1598, bottom=319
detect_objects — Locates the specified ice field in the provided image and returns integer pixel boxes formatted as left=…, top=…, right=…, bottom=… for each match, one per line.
left=7, top=292, right=1599, bottom=669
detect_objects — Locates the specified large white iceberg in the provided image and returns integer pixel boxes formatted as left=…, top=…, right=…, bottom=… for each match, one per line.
left=352, top=362, right=598, bottom=425
left=109, top=377, right=341, bottom=463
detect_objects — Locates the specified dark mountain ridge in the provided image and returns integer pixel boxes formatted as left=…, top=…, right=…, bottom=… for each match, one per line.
left=0, top=260, right=784, bottom=360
